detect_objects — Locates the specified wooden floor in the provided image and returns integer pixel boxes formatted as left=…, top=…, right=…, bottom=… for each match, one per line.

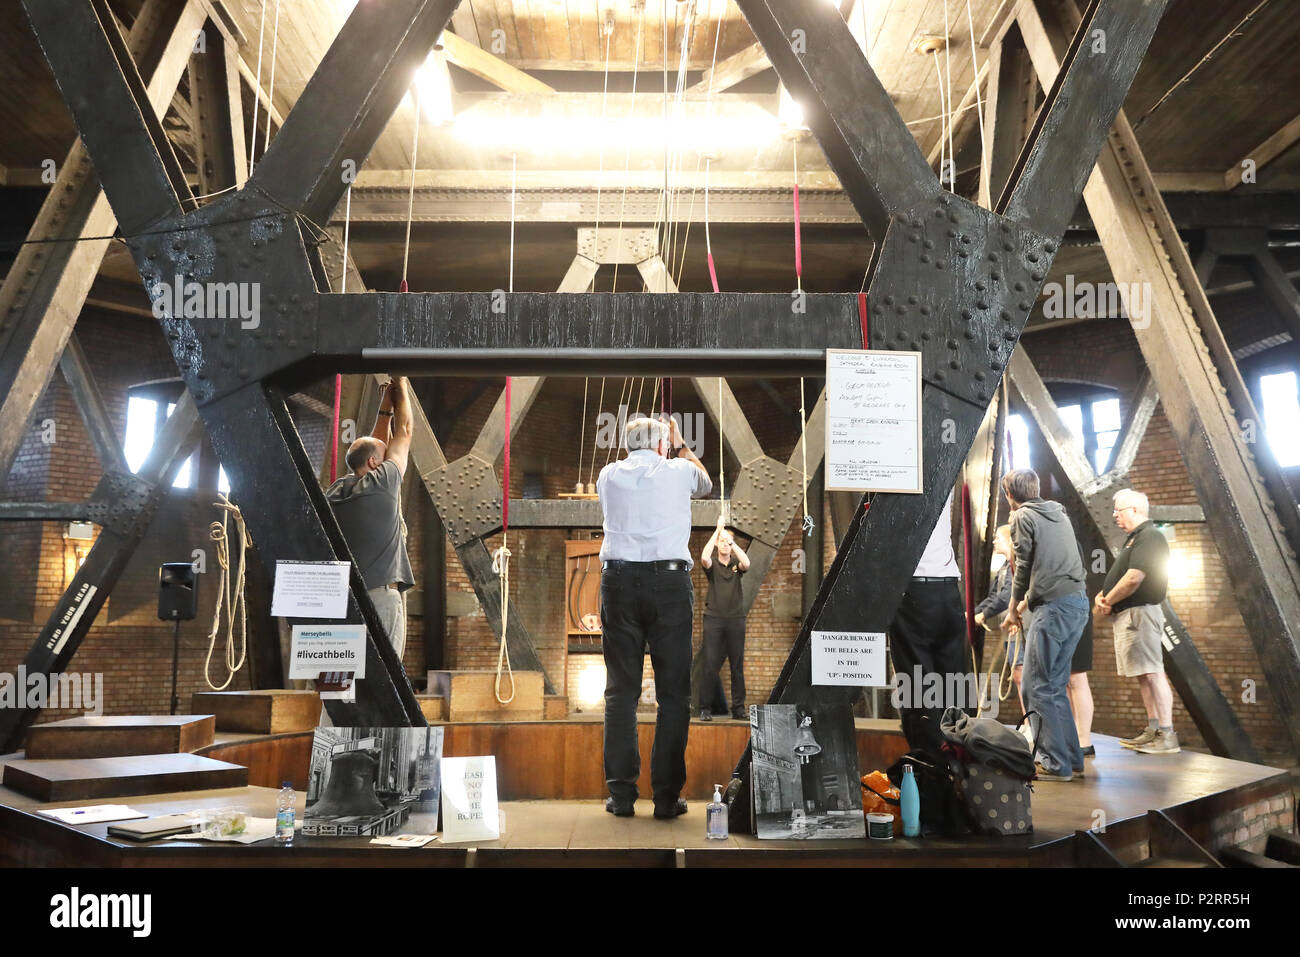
left=0, top=724, right=1290, bottom=866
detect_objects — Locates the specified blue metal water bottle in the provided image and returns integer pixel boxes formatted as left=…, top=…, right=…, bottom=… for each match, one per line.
left=900, top=764, right=920, bottom=837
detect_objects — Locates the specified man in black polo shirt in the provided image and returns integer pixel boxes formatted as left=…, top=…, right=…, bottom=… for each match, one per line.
left=1095, top=488, right=1177, bottom=754
left=693, top=519, right=751, bottom=721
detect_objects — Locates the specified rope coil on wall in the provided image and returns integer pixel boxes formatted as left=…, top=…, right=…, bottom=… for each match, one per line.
left=205, top=494, right=249, bottom=690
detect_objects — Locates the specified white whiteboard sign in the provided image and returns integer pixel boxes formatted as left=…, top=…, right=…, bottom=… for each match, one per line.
left=811, top=630, right=888, bottom=687
left=271, top=560, right=350, bottom=619
left=441, top=756, right=499, bottom=844
left=825, top=349, right=923, bottom=493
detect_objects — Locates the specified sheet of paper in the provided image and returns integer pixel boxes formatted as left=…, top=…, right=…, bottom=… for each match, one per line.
left=825, top=349, right=923, bottom=493
left=271, top=561, right=351, bottom=619
left=811, top=630, right=888, bottom=687
left=289, top=624, right=367, bottom=679
left=440, top=756, right=499, bottom=843
left=370, top=834, right=438, bottom=847
left=40, top=804, right=146, bottom=825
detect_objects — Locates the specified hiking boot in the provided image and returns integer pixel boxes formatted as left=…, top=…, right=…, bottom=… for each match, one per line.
left=1120, top=726, right=1157, bottom=749
left=1135, top=730, right=1180, bottom=754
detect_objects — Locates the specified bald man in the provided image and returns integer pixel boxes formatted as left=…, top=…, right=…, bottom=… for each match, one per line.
left=1096, top=488, right=1177, bottom=754
left=325, top=376, right=414, bottom=660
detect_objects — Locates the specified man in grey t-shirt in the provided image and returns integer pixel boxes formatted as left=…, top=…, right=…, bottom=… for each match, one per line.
left=326, top=376, right=414, bottom=661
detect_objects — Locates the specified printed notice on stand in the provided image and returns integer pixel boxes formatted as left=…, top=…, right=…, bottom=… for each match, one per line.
left=271, top=561, right=351, bottom=619
left=825, top=349, right=923, bottom=493
left=811, top=631, right=887, bottom=687
left=288, top=624, right=366, bottom=679
left=441, top=756, right=499, bottom=844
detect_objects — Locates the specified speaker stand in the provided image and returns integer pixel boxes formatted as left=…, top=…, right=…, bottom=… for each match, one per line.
left=170, top=617, right=181, bottom=716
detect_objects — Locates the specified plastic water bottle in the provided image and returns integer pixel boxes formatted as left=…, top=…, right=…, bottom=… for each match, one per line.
left=275, top=781, right=295, bottom=846
left=900, top=765, right=920, bottom=838
left=707, top=784, right=728, bottom=840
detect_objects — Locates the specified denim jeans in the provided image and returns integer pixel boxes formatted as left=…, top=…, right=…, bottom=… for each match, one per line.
left=601, top=564, right=694, bottom=804
left=1023, top=591, right=1088, bottom=773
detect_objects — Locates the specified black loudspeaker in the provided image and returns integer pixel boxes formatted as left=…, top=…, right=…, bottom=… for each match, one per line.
left=158, top=562, right=198, bottom=621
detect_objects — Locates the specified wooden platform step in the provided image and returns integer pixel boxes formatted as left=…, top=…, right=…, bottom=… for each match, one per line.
left=191, top=689, right=321, bottom=734
left=25, top=715, right=215, bottom=759
left=543, top=695, right=569, bottom=720
left=428, top=670, right=545, bottom=722
left=417, top=695, right=446, bottom=722
left=2, top=753, right=248, bottom=802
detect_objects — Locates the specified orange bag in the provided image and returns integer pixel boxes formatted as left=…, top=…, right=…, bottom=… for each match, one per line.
left=861, top=770, right=902, bottom=835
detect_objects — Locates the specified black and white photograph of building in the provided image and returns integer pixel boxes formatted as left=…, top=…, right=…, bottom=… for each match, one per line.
left=304, top=726, right=444, bottom=837
left=750, top=703, right=866, bottom=840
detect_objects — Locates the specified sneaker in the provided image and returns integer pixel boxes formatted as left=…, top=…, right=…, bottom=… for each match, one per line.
left=604, top=796, right=635, bottom=817
left=730, top=711, right=747, bottom=721
left=1120, top=727, right=1157, bottom=749
left=1135, top=730, right=1180, bottom=754
left=1081, top=745, right=1096, bottom=758
left=699, top=710, right=712, bottom=722
left=1034, top=762, right=1074, bottom=782
left=653, top=798, right=688, bottom=819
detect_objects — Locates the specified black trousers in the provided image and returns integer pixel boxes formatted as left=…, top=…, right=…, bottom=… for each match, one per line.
left=888, top=578, right=971, bottom=754
left=692, top=615, right=746, bottom=717
left=600, top=563, right=694, bottom=804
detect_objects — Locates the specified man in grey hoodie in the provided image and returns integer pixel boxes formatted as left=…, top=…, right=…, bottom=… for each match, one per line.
left=1003, top=469, right=1089, bottom=782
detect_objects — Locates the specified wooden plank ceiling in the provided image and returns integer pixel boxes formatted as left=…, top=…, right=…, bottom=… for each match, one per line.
left=3, top=0, right=1300, bottom=300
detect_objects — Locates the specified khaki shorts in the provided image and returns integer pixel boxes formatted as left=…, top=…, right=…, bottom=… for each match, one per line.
left=1112, top=604, right=1165, bottom=677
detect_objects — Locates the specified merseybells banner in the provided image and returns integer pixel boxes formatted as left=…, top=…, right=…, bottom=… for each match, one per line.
left=289, top=624, right=366, bottom=678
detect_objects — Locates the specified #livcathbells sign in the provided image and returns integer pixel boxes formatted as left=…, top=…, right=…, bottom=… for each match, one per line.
left=811, top=630, right=887, bottom=687
left=288, top=624, right=366, bottom=679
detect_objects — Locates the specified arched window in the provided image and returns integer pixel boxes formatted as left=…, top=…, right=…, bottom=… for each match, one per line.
left=1005, top=384, right=1123, bottom=476
left=124, top=380, right=229, bottom=491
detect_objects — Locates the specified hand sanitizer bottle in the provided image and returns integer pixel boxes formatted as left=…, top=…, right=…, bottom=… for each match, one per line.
left=706, top=784, right=728, bottom=839
left=900, top=765, right=920, bottom=838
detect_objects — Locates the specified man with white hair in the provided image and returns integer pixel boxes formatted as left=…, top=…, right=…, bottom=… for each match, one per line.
left=597, top=414, right=711, bottom=819
left=1096, top=488, right=1177, bottom=753
left=326, top=376, right=414, bottom=660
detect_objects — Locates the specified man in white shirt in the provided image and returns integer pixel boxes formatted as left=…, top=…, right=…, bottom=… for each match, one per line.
left=597, top=415, right=712, bottom=819
left=888, top=491, right=972, bottom=753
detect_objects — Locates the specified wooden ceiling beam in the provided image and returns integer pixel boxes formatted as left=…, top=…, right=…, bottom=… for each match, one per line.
left=441, top=30, right=555, bottom=94
left=1224, top=109, right=1300, bottom=191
